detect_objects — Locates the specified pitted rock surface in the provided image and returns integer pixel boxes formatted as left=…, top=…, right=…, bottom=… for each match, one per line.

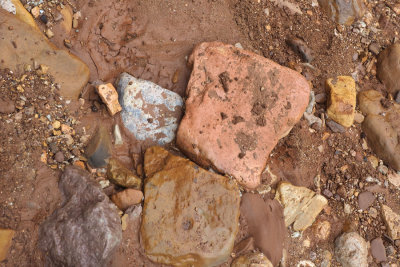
left=38, top=166, right=122, bottom=267
left=141, top=146, right=240, bottom=267
left=177, top=42, right=310, bottom=189
left=117, top=72, right=183, bottom=145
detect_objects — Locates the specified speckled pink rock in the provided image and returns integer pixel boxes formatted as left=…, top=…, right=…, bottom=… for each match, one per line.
left=177, top=42, right=310, bottom=189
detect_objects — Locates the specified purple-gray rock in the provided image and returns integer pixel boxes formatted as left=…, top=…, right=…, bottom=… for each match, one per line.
left=38, top=166, right=122, bottom=267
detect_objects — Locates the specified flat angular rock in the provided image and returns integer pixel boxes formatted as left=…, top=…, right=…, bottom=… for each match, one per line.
left=38, top=166, right=122, bottom=267
left=334, top=232, right=368, bottom=267
left=141, top=146, right=240, bottom=267
left=96, top=83, right=122, bottom=116
left=275, top=182, right=327, bottom=231
left=326, top=76, right=356, bottom=127
left=377, top=43, right=400, bottom=95
left=117, top=73, right=183, bottom=145
left=85, top=126, right=112, bottom=168
left=231, top=252, right=273, bottom=267
left=370, top=237, right=387, bottom=263
left=357, top=191, right=375, bottom=210
left=0, top=229, right=15, bottom=262
left=177, top=42, right=310, bottom=189
left=0, top=10, right=89, bottom=99
left=318, top=0, right=365, bottom=25
left=381, top=204, right=400, bottom=240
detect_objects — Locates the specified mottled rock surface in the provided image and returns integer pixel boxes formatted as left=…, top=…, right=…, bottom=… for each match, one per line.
left=141, top=146, right=240, bottom=267
left=240, top=193, right=286, bottom=266
left=231, top=252, right=273, bottom=267
left=38, top=167, right=122, bottom=267
left=0, top=229, right=15, bottom=262
left=334, top=232, right=368, bottom=267
left=381, top=204, right=400, bottom=240
left=177, top=42, right=310, bottom=189
left=96, top=83, right=122, bottom=116
left=117, top=73, right=183, bottom=145
left=318, top=0, right=365, bottom=25
left=377, top=43, right=400, bottom=95
left=275, top=182, right=327, bottom=231
left=107, top=158, right=142, bottom=189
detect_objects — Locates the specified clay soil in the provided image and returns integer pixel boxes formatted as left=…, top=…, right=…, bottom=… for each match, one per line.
left=1, top=0, right=400, bottom=266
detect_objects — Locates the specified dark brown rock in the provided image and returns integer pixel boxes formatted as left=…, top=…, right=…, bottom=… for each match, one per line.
left=357, top=191, right=375, bottom=210
left=54, top=151, right=64, bottom=163
left=85, top=126, right=112, bottom=168
left=370, top=237, right=387, bottom=263
left=377, top=43, right=400, bottom=95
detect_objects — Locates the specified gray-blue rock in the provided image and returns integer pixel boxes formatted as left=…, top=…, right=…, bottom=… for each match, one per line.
left=117, top=73, right=183, bottom=145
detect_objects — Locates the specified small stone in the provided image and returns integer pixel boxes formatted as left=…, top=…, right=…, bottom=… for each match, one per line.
left=40, top=14, right=48, bottom=24
left=287, top=37, right=314, bottom=63
left=121, top=214, right=128, bottom=231
left=52, top=120, right=61, bottom=129
left=326, top=76, right=356, bottom=127
left=358, top=90, right=385, bottom=115
left=315, top=93, right=327, bottom=103
left=334, top=232, right=368, bottom=267
left=378, top=165, right=388, bottom=175
left=371, top=237, right=387, bottom=263
left=114, top=124, right=123, bottom=145
left=85, top=126, right=112, bottom=168
left=61, top=124, right=74, bottom=135
left=381, top=204, right=400, bottom=240
left=96, top=83, right=122, bottom=116
left=231, top=252, right=273, bottom=267
left=369, top=207, right=378, bottom=218
left=54, top=151, right=64, bottom=163
left=369, top=43, right=381, bottom=55
left=45, top=28, right=54, bottom=39
left=395, top=91, right=400, bottom=104
left=313, top=220, right=331, bottom=240
left=358, top=191, right=375, bottom=210
left=0, top=229, right=15, bottom=261
left=107, top=158, right=142, bottom=189
left=344, top=203, right=352, bottom=214
left=369, top=156, right=379, bottom=168
left=377, top=43, right=400, bottom=95
left=64, top=39, right=72, bottom=49
left=38, top=64, right=49, bottom=75
left=388, top=172, right=400, bottom=187
left=354, top=112, right=364, bottom=124
left=297, top=260, right=316, bottom=267
left=31, top=6, right=40, bottom=18
left=111, top=189, right=143, bottom=211
left=72, top=17, right=78, bottom=29
left=304, top=112, right=322, bottom=128
left=321, top=250, right=332, bottom=267
left=326, top=120, right=346, bottom=133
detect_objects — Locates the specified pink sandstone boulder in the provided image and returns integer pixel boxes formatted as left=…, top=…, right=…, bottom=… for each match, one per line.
left=176, top=42, right=310, bottom=189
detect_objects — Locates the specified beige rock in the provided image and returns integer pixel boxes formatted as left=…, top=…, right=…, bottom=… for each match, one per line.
left=334, top=232, right=368, bottom=267
left=59, top=5, right=73, bottom=34
left=275, top=182, right=328, bottom=231
left=326, top=76, right=356, bottom=127
left=0, top=229, right=15, bottom=261
left=45, top=28, right=54, bottom=39
left=358, top=90, right=385, bottom=115
left=313, top=220, right=331, bottom=240
left=381, top=204, right=400, bottom=240
left=377, top=43, right=400, bottom=95
left=231, top=252, right=273, bottom=267
left=96, top=83, right=122, bottom=116
left=142, top=146, right=240, bottom=267
left=107, top=158, right=142, bottom=189
left=121, top=214, right=128, bottom=231
left=111, top=188, right=143, bottom=211
left=353, top=112, right=364, bottom=124
left=30, top=6, right=39, bottom=18
left=388, top=172, right=400, bottom=187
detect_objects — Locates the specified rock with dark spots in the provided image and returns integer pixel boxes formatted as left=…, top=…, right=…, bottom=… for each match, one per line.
left=357, top=191, right=375, bottom=210
left=231, top=252, right=273, bottom=267
left=318, top=0, right=365, bottom=25
left=287, top=37, right=314, bottom=62
left=377, top=43, right=400, bottom=95
left=370, top=237, right=387, bottom=263
left=240, top=193, right=286, bottom=266
left=107, top=158, right=142, bottom=189
left=334, top=232, right=368, bottom=267
left=117, top=73, right=183, bottom=145
left=177, top=42, right=310, bottom=189
left=0, top=98, right=15, bottom=113
left=85, top=126, right=112, bottom=168
left=38, top=167, right=122, bottom=267
left=141, top=146, right=240, bottom=267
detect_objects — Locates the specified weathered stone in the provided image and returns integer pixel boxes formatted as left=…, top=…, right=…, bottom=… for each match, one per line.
left=334, top=232, right=368, bottom=267
left=275, top=182, right=327, bottom=231
left=85, top=126, right=112, bottom=168
left=377, top=43, right=400, bottom=95
left=358, top=90, right=385, bottom=115
left=0, top=9, right=89, bottom=99
left=96, top=83, right=122, bottom=116
left=381, top=204, right=400, bottom=240
left=326, top=76, right=356, bottom=127
left=107, top=158, right=142, bottom=189
left=318, top=0, right=365, bottom=25
left=111, top=189, right=143, bottom=211
left=0, top=98, right=15, bottom=113
left=117, top=73, right=183, bottom=145
left=370, top=237, right=387, bottom=263
left=357, top=191, right=375, bottom=210
left=141, top=146, right=240, bottom=267
left=177, top=42, right=310, bottom=189
left=240, top=193, right=286, bottom=266
left=353, top=112, right=364, bottom=124
left=38, top=167, right=122, bottom=267
left=326, top=120, right=346, bottom=133
left=313, top=220, right=331, bottom=240
left=231, top=252, right=273, bottom=267
left=388, top=172, right=400, bottom=187
left=0, top=229, right=15, bottom=262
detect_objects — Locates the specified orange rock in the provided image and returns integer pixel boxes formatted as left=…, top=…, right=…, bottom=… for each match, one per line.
left=0, top=229, right=15, bottom=262
left=96, top=83, right=122, bottom=116
left=177, top=42, right=310, bottom=189
left=111, top=189, right=143, bottom=211
left=73, top=160, right=85, bottom=169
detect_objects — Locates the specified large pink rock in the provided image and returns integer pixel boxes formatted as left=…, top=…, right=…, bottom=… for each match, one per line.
left=177, top=42, right=310, bottom=189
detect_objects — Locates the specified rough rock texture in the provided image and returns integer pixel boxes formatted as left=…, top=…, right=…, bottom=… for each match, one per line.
left=377, top=43, right=400, bottom=95
left=275, top=182, right=327, bottom=231
left=0, top=9, right=89, bottom=99
left=240, top=194, right=286, bottom=266
left=85, top=126, right=112, bottom=168
left=141, top=146, right=240, bottom=267
left=326, top=76, right=356, bottom=127
left=0, top=229, right=15, bottom=262
left=358, top=90, right=385, bottom=115
left=96, top=83, right=122, bottom=116
left=334, top=232, right=368, bottom=267
left=107, top=158, right=142, bottom=189
left=318, top=0, right=365, bottom=25
left=38, top=166, right=122, bottom=267
left=111, top=189, right=143, bottom=211
left=388, top=172, right=400, bottom=187
left=231, top=252, right=273, bottom=267
left=370, top=237, right=387, bottom=263
left=357, top=191, right=375, bottom=210
left=177, top=42, right=310, bottom=189
left=117, top=73, right=183, bottom=145
left=381, top=204, right=400, bottom=240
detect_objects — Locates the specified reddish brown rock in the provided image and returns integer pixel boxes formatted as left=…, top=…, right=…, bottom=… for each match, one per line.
left=111, top=189, right=143, bottom=211
left=357, top=191, right=375, bottom=210
left=370, top=237, right=387, bottom=263
left=177, top=42, right=310, bottom=189
left=377, top=43, right=400, bottom=95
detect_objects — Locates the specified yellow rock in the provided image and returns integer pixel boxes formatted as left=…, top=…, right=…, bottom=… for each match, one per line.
left=0, top=229, right=15, bottom=261
left=10, top=0, right=38, bottom=30
left=59, top=5, right=73, bottom=34
left=326, top=76, right=356, bottom=127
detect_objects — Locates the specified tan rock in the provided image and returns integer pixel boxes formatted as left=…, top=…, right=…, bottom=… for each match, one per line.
left=141, top=146, right=240, bottom=267
left=9, top=0, right=38, bottom=29
left=0, top=229, right=15, bottom=261
left=381, top=204, right=400, bottom=240
left=275, top=182, right=328, bottom=231
left=0, top=9, right=89, bottom=99
left=177, top=42, right=310, bottom=189
left=358, top=90, right=385, bottom=115
left=326, top=76, right=356, bottom=127
left=377, top=43, right=400, bottom=95
left=96, top=83, right=122, bottom=116
left=353, top=112, right=364, bottom=124
left=59, top=5, right=73, bottom=34
left=231, top=252, right=273, bottom=267
left=107, top=158, right=142, bottom=189
left=388, top=172, right=400, bottom=187
left=111, top=188, right=143, bottom=211
left=30, top=6, right=39, bottom=18
left=313, top=220, right=331, bottom=240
